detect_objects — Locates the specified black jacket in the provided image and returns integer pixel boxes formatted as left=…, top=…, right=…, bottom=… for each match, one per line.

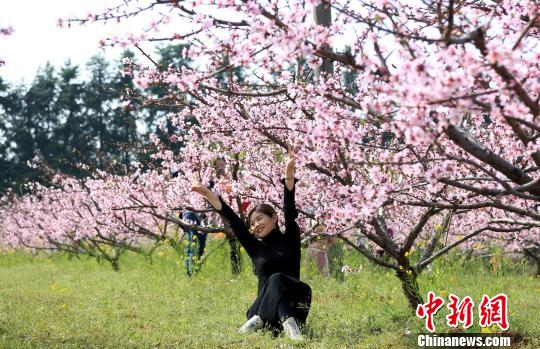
left=217, top=179, right=301, bottom=291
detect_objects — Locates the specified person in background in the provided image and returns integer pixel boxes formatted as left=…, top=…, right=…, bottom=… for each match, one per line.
left=208, top=157, right=247, bottom=276
left=172, top=170, right=207, bottom=276
left=305, top=227, right=344, bottom=280
left=181, top=210, right=206, bottom=276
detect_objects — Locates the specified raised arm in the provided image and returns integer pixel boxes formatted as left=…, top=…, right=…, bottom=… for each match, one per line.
left=284, top=147, right=295, bottom=191
left=191, top=177, right=257, bottom=254
left=282, top=148, right=300, bottom=241
left=191, top=177, right=222, bottom=210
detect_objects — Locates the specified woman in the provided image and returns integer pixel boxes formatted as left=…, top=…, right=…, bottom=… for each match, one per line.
left=191, top=150, right=311, bottom=340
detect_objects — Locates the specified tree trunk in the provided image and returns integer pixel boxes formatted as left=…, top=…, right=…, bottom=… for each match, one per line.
left=313, top=1, right=334, bottom=78
left=327, top=240, right=344, bottom=281
left=223, top=220, right=242, bottom=276
left=524, top=247, right=540, bottom=277
left=228, top=237, right=242, bottom=276
left=396, top=269, right=423, bottom=311
left=110, top=257, right=120, bottom=271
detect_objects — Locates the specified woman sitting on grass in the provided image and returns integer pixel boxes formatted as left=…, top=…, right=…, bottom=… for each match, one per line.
left=191, top=149, right=311, bottom=340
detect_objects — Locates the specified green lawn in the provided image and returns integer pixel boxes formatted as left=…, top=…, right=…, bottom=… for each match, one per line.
left=0, top=242, right=539, bottom=348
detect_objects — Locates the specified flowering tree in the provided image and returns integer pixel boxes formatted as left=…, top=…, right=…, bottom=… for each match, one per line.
left=2, top=0, right=536, bottom=309
left=0, top=25, right=13, bottom=66
left=0, top=170, right=223, bottom=270
left=0, top=26, right=12, bottom=36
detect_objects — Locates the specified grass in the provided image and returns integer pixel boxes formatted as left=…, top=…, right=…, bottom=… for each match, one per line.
left=0, top=241, right=539, bottom=348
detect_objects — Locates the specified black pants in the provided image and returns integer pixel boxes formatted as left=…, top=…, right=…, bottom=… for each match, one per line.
left=247, top=272, right=312, bottom=328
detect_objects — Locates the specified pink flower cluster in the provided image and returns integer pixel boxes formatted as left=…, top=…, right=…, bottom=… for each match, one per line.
left=4, top=0, right=539, bottom=262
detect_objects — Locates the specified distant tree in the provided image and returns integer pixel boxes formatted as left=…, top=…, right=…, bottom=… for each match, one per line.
left=2, top=64, right=59, bottom=192
left=52, top=61, right=92, bottom=176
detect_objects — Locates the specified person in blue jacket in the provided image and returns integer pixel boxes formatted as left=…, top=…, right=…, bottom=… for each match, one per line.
left=172, top=170, right=207, bottom=276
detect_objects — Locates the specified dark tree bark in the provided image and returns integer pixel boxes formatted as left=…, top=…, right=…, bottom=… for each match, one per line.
left=396, top=268, right=423, bottom=310
left=524, top=244, right=540, bottom=277
left=313, top=1, right=334, bottom=78
left=224, top=220, right=242, bottom=276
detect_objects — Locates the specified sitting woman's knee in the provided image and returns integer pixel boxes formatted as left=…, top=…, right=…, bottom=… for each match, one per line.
left=268, top=272, right=287, bottom=283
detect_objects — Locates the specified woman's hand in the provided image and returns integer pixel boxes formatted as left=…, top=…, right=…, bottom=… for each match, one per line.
left=285, top=146, right=296, bottom=190
left=191, top=176, right=211, bottom=196
left=285, top=147, right=295, bottom=175
left=191, top=175, right=222, bottom=210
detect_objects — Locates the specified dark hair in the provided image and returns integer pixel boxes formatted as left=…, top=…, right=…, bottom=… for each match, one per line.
left=171, top=169, right=185, bottom=178
left=247, top=204, right=277, bottom=226
left=213, top=157, right=226, bottom=166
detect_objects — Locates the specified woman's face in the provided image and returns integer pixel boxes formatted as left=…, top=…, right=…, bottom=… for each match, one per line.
left=249, top=211, right=277, bottom=239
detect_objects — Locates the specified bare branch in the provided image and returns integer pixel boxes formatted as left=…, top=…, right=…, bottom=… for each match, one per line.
left=339, top=235, right=396, bottom=269
left=444, top=125, right=539, bottom=194
left=401, top=207, right=437, bottom=254
left=418, top=225, right=524, bottom=270
left=512, top=14, right=538, bottom=50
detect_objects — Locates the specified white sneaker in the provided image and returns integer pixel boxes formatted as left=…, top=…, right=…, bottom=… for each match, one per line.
left=239, top=315, right=263, bottom=333
left=282, top=317, right=303, bottom=340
